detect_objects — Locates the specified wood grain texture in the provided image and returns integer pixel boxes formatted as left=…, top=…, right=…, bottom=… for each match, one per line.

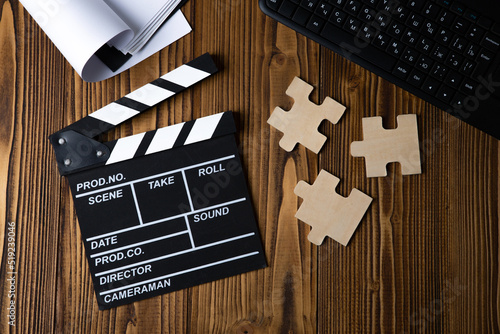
left=0, top=0, right=498, bottom=333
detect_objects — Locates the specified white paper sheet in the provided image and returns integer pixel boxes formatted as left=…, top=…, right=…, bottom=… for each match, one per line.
left=120, top=0, right=183, bottom=55
left=82, top=11, right=191, bottom=82
left=19, top=0, right=191, bottom=82
left=104, top=0, right=167, bottom=33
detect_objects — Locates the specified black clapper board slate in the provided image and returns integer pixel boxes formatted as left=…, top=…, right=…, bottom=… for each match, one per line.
left=49, top=54, right=267, bottom=310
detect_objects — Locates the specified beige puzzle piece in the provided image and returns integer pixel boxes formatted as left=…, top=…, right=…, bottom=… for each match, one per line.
left=294, top=170, right=372, bottom=246
left=351, top=114, right=421, bottom=178
left=267, top=77, right=346, bottom=153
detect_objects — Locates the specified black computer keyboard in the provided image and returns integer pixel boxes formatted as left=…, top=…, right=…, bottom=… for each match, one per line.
left=260, top=0, right=500, bottom=139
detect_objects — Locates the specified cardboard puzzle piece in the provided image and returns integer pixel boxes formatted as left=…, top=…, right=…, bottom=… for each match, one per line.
left=351, top=114, right=421, bottom=178
left=294, top=170, right=372, bottom=246
left=268, top=77, right=346, bottom=153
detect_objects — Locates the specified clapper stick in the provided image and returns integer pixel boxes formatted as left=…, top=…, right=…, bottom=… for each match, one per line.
left=49, top=53, right=218, bottom=175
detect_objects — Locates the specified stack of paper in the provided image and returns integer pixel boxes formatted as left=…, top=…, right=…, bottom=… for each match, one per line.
left=19, top=0, right=192, bottom=82
left=104, top=0, right=185, bottom=55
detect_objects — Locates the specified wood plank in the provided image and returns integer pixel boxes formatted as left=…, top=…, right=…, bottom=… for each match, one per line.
left=0, top=3, right=19, bottom=333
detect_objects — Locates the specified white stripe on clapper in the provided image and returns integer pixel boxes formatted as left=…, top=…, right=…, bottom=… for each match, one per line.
left=184, top=113, right=224, bottom=145
left=89, top=65, right=209, bottom=126
left=106, top=133, right=146, bottom=165
left=161, top=65, right=211, bottom=88
left=89, top=102, right=140, bottom=126
left=125, top=83, right=175, bottom=107
left=145, top=122, right=185, bottom=155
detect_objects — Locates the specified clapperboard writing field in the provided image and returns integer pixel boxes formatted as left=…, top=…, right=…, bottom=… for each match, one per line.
left=49, top=54, right=267, bottom=309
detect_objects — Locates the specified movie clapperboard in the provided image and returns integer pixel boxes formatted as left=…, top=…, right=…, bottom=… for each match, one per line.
left=49, top=54, right=267, bottom=310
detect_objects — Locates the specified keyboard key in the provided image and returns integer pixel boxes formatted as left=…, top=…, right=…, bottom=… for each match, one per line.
left=267, top=0, right=283, bottom=10
left=376, top=0, right=392, bottom=11
left=320, top=22, right=397, bottom=71
left=450, top=2, right=465, bottom=15
left=436, top=9, right=455, bottom=27
left=361, top=0, right=378, bottom=5
left=430, top=63, right=449, bottom=80
left=481, top=33, right=500, bottom=51
left=401, top=47, right=419, bottom=64
left=329, top=8, right=347, bottom=26
left=464, top=44, right=479, bottom=59
left=408, top=0, right=425, bottom=12
left=446, top=52, right=464, bottom=69
left=477, top=49, right=494, bottom=64
left=416, top=55, right=434, bottom=72
left=327, top=0, right=344, bottom=5
left=464, top=9, right=479, bottom=22
left=422, top=77, right=440, bottom=94
left=445, top=70, right=463, bottom=88
left=345, top=0, right=362, bottom=15
left=436, top=28, right=453, bottom=45
left=430, top=44, right=448, bottom=61
left=394, top=5, right=410, bottom=22
left=422, top=3, right=440, bottom=19
left=450, top=92, right=466, bottom=108
left=359, top=24, right=377, bottom=42
left=421, top=20, right=438, bottom=37
left=451, top=36, right=467, bottom=52
left=359, top=6, right=375, bottom=22
left=473, top=49, right=497, bottom=78
left=459, top=78, right=478, bottom=95
left=407, top=69, right=425, bottom=87
left=315, top=2, right=333, bottom=17
left=416, top=37, right=434, bottom=54
left=466, top=26, right=485, bottom=43
left=407, top=13, right=424, bottom=30
left=402, top=29, right=420, bottom=46
left=374, top=12, right=390, bottom=29
left=372, top=32, right=390, bottom=49
left=388, top=40, right=405, bottom=57
left=437, top=85, right=455, bottom=103
left=388, top=22, right=405, bottom=38
left=301, top=0, right=320, bottom=10
left=460, top=60, right=476, bottom=75
left=377, top=0, right=399, bottom=14
left=451, top=18, right=469, bottom=34
left=293, top=6, right=312, bottom=25
left=392, top=61, right=411, bottom=79
left=279, top=1, right=298, bottom=18
left=436, top=0, right=451, bottom=7
left=306, top=16, right=326, bottom=33
left=344, top=17, right=362, bottom=34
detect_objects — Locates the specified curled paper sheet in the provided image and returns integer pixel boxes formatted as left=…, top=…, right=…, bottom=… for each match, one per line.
left=20, top=0, right=191, bottom=82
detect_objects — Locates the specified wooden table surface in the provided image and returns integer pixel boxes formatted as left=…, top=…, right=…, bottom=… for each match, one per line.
left=1, top=0, right=499, bottom=333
